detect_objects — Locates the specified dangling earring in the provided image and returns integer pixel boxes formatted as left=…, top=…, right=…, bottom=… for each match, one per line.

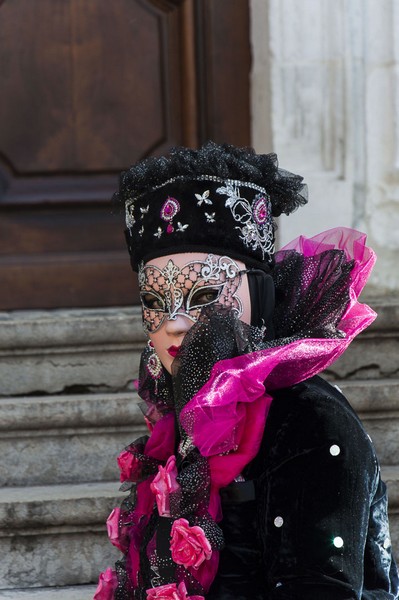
left=145, top=340, right=163, bottom=393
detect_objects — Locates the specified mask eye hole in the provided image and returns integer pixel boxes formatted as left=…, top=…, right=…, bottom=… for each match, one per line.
left=188, top=285, right=222, bottom=311
left=141, top=292, right=165, bottom=311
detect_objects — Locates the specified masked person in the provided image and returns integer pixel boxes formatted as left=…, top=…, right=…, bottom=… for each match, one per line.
left=95, top=143, right=399, bottom=600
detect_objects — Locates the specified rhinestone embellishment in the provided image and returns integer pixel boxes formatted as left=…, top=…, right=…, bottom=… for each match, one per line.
left=329, top=444, right=341, bottom=456
left=274, top=516, right=284, bottom=528
left=333, top=536, right=344, bottom=548
left=160, top=197, right=180, bottom=234
left=146, top=342, right=163, bottom=380
left=253, top=197, right=268, bottom=225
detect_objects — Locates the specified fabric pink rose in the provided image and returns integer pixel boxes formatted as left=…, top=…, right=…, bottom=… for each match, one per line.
left=93, top=567, right=118, bottom=599
left=117, top=449, right=140, bottom=482
left=106, top=507, right=128, bottom=553
left=146, top=581, right=204, bottom=600
left=170, top=518, right=212, bottom=569
left=150, top=455, right=180, bottom=517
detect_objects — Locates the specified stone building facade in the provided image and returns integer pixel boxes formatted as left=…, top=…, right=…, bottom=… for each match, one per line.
left=250, top=0, right=399, bottom=294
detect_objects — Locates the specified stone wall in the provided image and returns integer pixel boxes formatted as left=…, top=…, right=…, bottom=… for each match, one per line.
left=250, top=0, right=399, bottom=294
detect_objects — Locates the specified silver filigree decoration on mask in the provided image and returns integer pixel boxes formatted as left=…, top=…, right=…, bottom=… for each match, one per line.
left=138, top=254, right=244, bottom=333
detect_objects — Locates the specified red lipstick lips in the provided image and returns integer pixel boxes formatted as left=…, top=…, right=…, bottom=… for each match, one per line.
left=167, top=345, right=180, bottom=357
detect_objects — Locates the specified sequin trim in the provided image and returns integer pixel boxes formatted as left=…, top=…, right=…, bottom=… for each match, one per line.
left=135, top=175, right=267, bottom=199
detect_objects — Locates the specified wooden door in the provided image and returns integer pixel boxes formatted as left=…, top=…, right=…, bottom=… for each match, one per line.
left=0, top=0, right=251, bottom=309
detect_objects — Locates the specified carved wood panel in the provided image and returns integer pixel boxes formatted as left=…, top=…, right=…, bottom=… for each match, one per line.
left=0, top=0, right=183, bottom=176
left=0, top=0, right=250, bottom=309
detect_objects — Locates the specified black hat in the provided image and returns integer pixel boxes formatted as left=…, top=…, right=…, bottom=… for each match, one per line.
left=114, top=142, right=307, bottom=271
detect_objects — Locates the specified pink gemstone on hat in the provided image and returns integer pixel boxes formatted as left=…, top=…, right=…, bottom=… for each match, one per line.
left=161, top=197, right=180, bottom=222
left=160, top=196, right=180, bottom=235
left=253, top=197, right=269, bottom=225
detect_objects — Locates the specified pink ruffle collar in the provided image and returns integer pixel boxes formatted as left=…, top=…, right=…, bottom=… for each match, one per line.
left=180, top=228, right=376, bottom=481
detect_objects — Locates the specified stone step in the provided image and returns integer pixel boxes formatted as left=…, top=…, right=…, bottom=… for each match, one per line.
left=334, top=378, right=399, bottom=465
left=0, top=392, right=147, bottom=487
left=0, top=467, right=398, bottom=590
left=0, top=307, right=145, bottom=397
left=325, top=296, right=398, bottom=380
left=1, top=380, right=398, bottom=487
left=0, top=482, right=123, bottom=589
left=0, top=298, right=397, bottom=397
left=0, top=586, right=96, bottom=599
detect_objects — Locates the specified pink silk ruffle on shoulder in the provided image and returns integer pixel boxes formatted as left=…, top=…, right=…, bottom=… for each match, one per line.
left=180, top=228, right=376, bottom=489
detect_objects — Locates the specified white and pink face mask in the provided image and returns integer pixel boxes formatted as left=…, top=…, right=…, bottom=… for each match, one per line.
left=138, top=253, right=247, bottom=334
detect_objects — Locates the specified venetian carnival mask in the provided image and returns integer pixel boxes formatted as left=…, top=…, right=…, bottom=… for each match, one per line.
left=138, top=253, right=250, bottom=334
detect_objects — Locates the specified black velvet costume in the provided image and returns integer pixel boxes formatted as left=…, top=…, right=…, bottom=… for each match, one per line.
left=210, top=376, right=399, bottom=599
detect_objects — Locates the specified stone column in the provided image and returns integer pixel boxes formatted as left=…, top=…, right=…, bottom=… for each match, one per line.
left=250, top=0, right=399, bottom=293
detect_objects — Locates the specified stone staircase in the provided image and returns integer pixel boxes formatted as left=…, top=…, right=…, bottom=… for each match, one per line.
left=0, top=299, right=398, bottom=598
left=0, top=308, right=146, bottom=599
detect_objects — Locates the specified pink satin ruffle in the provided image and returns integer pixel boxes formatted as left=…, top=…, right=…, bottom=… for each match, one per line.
left=180, top=228, right=376, bottom=479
